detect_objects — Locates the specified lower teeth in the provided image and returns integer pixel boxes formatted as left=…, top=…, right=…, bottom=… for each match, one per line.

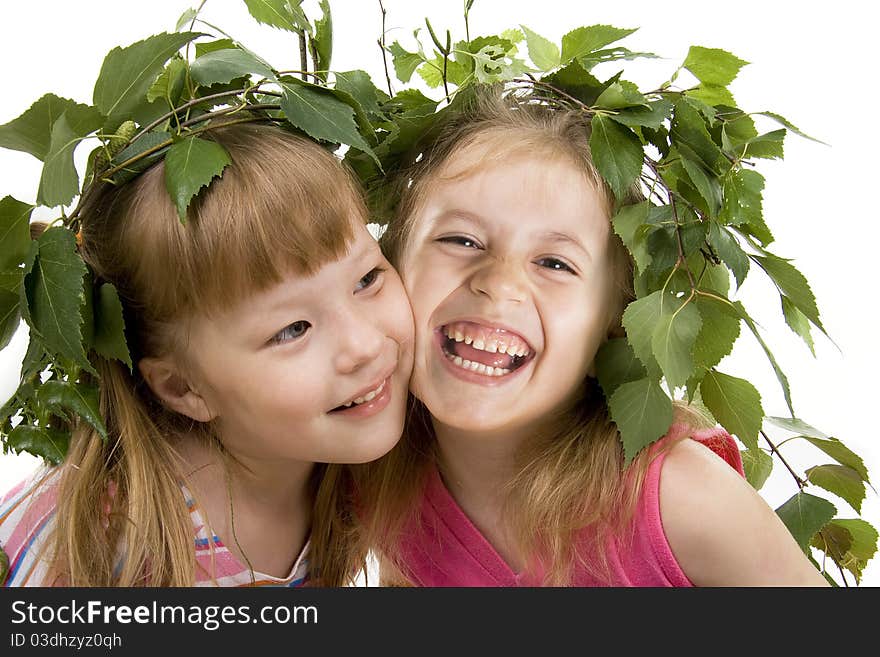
left=445, top=351, right=511, bottom=377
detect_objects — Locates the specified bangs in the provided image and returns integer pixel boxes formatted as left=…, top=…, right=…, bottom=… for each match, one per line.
left=123, top=125, right=362, bottom=319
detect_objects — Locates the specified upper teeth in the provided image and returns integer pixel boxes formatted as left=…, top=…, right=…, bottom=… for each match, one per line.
left=344, top=380, right=386, bottom=407
left=444, top=326, right=530, bottom=357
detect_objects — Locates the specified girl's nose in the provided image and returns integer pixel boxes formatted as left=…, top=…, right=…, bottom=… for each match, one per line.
left=333, top=309, right=385, bottom=374
left=469, top=258, right=528, bottom=304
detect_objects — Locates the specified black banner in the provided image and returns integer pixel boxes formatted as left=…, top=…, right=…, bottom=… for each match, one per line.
left=0, top=587, right=875, bottom=652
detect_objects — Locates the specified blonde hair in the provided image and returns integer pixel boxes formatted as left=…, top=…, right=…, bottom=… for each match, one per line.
left=355, top=86, right=709, bottom=585
left=47, top=122, right=364, bottom=586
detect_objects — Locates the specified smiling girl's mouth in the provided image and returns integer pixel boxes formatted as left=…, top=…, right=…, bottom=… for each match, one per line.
left=436, top=321, right=533, bottom=378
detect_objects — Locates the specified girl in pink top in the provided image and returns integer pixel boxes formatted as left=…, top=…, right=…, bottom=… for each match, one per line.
left=1, top=124, right=414, bottom=587
left=354, top=86, right=826, bottom=586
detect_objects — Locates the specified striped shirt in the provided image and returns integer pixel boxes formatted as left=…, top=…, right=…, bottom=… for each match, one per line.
left=0, top=468, right=310, bottom=587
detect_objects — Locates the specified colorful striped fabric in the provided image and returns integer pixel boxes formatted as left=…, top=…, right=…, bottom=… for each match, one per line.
left=0, top=468, right=310, bottom=587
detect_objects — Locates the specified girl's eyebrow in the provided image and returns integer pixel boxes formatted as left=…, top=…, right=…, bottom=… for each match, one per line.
left=432, top=209, right=487, bottom=228
left=538, top=231, right=591, bottom=260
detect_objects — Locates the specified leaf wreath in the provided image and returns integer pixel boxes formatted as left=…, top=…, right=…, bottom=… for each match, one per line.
left=0, top=1, right=875, bottom=586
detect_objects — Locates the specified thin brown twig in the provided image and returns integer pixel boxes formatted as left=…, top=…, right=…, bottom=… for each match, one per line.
left=378, top=0, right=393, bottom=97
left=761, top=430, right=806, bottom=489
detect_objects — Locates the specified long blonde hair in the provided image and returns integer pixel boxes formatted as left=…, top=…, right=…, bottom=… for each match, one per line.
left=355, top=86, right=710, bottom=585
left=48, top=123, right=365, bottom=586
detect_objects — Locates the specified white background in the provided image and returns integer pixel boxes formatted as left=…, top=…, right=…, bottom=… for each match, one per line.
left=0, top=0, right=877, bottom=586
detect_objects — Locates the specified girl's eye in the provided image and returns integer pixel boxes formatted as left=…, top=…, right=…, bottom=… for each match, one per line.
left=437, top=235, right=482, bottom=249
left=272, top=320, right=311, bottom=344
left=355, top=267, right=385, bottom=292
left=536, top=257, right=576, bottom=274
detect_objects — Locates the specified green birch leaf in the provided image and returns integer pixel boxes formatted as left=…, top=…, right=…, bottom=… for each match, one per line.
left=164, top=137, right=231, bottom=222
left=775, top=491, right=836, bottom=552
left=335, top=70, right=383, bottom=118
left=752, top=253, right=823, bottom=332
left=560, top=25, right=637, bottom=64
left=595, top=337, right=646, bottom=397
left=243, top=0, right=309, bottom=33
left=764, top=416, right=830, bottom=439
left=736, top=303, right=794, bottom=416
left=190, top=48, right=275, bottom=86
left=0, top=196, right=34, bottom=270
left=707, top=222, right=749, bottom=289
left=611, top=202, right=652, bottom=273
left=0, top=94, right=103, bottom=161
left=7, top=424, right=69, bottom=465
left=801, top=437, right=869, bottom=482
left=23, top=228, right=93, bottom=375
left=500, top=28, right=525, bottom=44
left=311, top=0, right=333, bottom=79
left=80, top=269, right=94, bottom=349
left=93, top=32, right=201, bottom=129
left=680, top=156, right=721, bottom=216
left=469, top=44, right=526, bottom=83
left=754, top=111, right=827, bottom=145
left=520, top=25, right=560, bottom=70
left=580, top=47, right=658, bottom=69
left=146, top=56, right=187, bottom=104
left=175, top=7, right=198, bottom=31
left=36, top=380, right=107, bottom=441
left=683, top=46, right=749, bottom=86
left=542, top=61, right=605, bottom=106
left=609, top=99, right=673, bottom=130
left=781, top=295, right=815, bottom=355
left=719, top=169, right=764, bottom=227
left=595, top=81, right=648, bottom=110
left=195, top=39, right=237, bottom=57
left=37, top=114, right=82, bottom=208
left=622, top=290, right=663, bottom=375
left=280, top=82, right=380, bottom=166
left=388, top=41, right=424, bottom=83
left=693, top=293, right=740, bottom=373
left=589, top=115, right=643, bottom=200
left=743, top=129, right=785, bottom=160
left=0, top=288, right=19, bottom=350
left=700, top=369, right=763, bottom=450
left=741, top=447, right=773, bottom=490
left=805, top=465, right=865, bottom=514
left=812, top=519, right=877, bottom=583
left=687, top=84, right=735, bottom=107
left=720, top=110, right=758, bottom=152
left=652, top=296, right=702, bottom=390
left=0, top=270, right=24, bottom=294
left=671, top=99, right=728, bottom=175
left=608, top=377, right=673, bottom=465
left=93, top=282, right=131, bottom=370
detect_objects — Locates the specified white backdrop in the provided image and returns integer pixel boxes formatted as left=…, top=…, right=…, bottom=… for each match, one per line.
left=1, top=0, right=877, bottom=586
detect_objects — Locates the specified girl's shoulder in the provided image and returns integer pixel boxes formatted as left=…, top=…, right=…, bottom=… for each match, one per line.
left=0, top=466, right=61, bottom=586
left=656, top=427, right=827, bottom=586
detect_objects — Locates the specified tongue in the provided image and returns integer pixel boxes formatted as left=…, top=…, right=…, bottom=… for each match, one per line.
left=450, top=341, right=516, bottom=369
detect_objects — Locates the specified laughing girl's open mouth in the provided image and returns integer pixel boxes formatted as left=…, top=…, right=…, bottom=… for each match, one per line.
left=437, top=321, right=534, bottom=377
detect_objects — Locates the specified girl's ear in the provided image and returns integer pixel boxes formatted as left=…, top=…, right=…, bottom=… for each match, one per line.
left=138, top=357, right=216, bottom=423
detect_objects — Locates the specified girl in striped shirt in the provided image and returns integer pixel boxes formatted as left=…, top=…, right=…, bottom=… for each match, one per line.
left=1, top=123, right=413, bottom=586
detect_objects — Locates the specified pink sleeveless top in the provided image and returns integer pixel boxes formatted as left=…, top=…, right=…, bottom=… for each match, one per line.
left=396, top=424, right=745, bottom=586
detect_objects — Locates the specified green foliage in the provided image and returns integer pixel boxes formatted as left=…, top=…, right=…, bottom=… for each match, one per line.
left=776, top=492, right=837, bottom=553
left=699, top=370, right=763, bottom=450
left=589, top=115, right=643, bottom=200
left=190, top=48, right=275, bottom=86
left=164, top=137, right=232, bottom=222
left=608, top=377, right=673, bottom=464
left=93, top=32, right=201, bottom=130
left=741, top=448, right=773, bottom=490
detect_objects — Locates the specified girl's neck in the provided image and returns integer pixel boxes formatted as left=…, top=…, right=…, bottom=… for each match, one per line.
left=176, top=433, right=314, bottom=579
